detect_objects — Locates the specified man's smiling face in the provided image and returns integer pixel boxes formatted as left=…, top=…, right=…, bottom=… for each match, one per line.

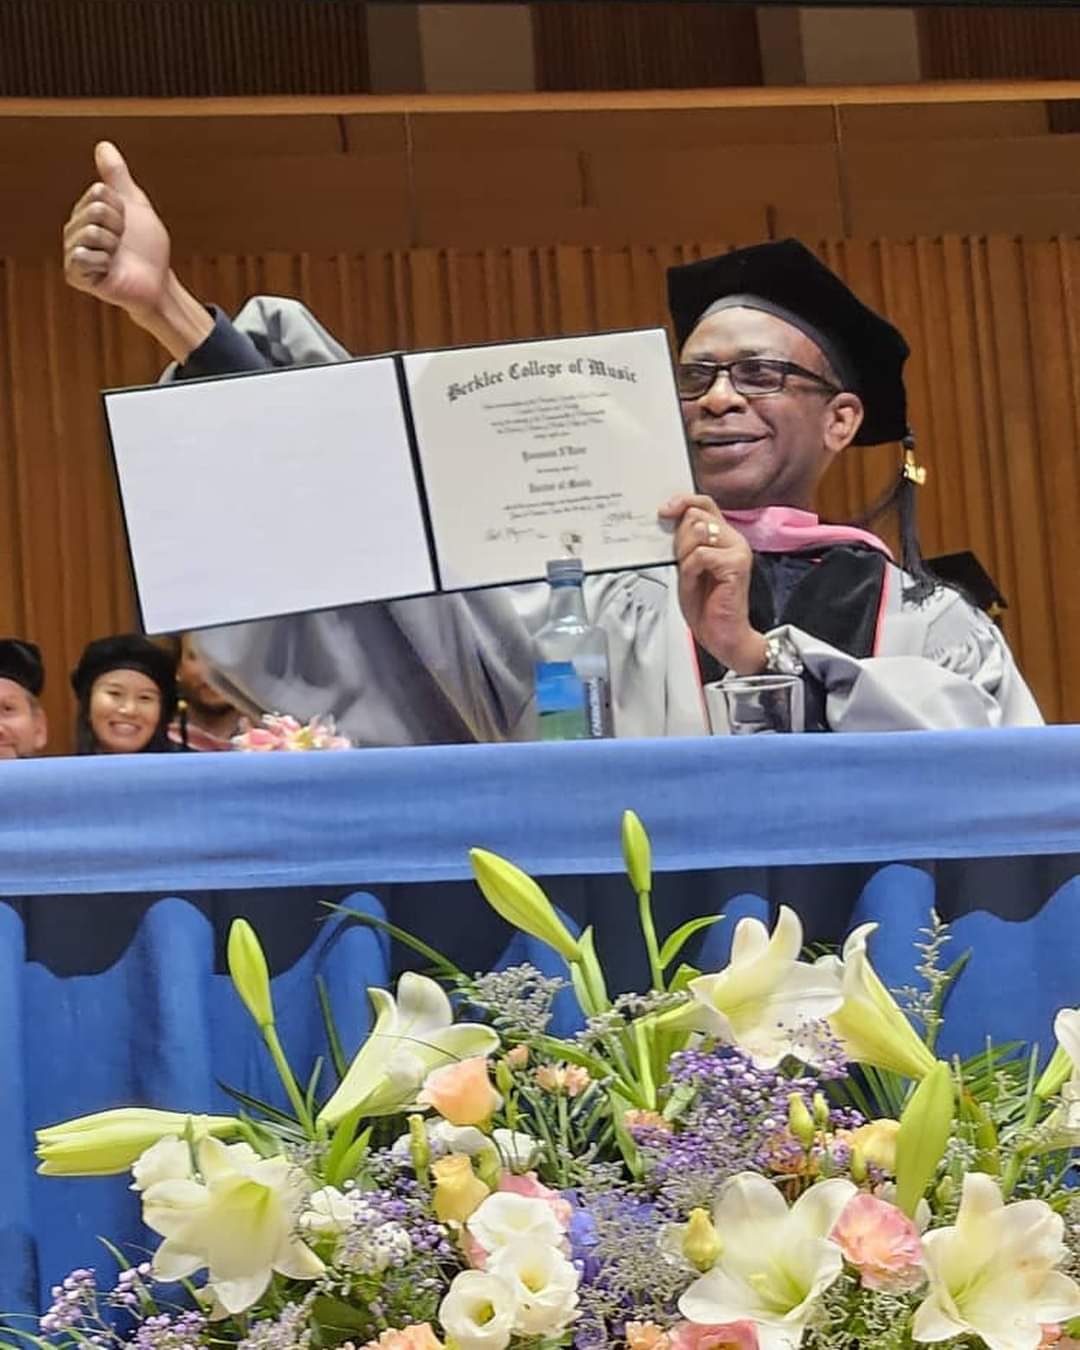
left=679, top=306, right=863, bottom=510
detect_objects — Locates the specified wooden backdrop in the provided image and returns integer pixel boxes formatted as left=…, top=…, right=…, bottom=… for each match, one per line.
left=2, top=235, right=1078, bottom=749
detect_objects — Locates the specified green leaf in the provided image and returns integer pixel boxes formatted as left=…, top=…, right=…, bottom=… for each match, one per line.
left=304, top=1057, right=324, bottom=1118
left=667, top=963, right=702, bottom=993
left=575, top=926, right=610, bottom=1015
left=335, top=1133, right=372, bottom=1184
left=658, top=916, right=725, bottom=970
left=608, top=1089, right=644, bottom=1179
left=319, top=903, right=463, bottom=980
left=217, top=1082, right=306, bottom=1132
left=316, top=976, right=349, bottom=1082
left=325, top=1113, right=372, bottom=1188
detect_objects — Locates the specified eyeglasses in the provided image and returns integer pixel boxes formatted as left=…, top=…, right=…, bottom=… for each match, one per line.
left=676, top=357, right=841, bottom=401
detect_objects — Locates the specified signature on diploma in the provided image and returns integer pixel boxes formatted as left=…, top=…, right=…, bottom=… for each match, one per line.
left=484, top=525, right=548, bottom=545
left=600, top=509, right=658, bottom=547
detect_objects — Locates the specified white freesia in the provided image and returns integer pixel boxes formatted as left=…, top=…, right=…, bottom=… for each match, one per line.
left=319, top=972, right=500, bottom=1125
left=492, top=1128, right=542, bottom=1172
left=438, top=1269, right=517, bottom=1350
left=392, top=1119, right=490, bottom=1164
left=819, top=924, right=936, bottom=1079
left=142, top=1137, right=323, bottom=1314
left=302, top=1185, right=355, bottom=1236
left=912, top=1172, right=1080, bottom=1350
left=684, top=907, right=843, bottom=1068
left=130, top=1136, right=191, bottom=1192
left=467, top=1192, right=567, bottom=1254
left=679, top=1173, right=856, bottom=1350
left=488, top=1239, right=579, bottom=1335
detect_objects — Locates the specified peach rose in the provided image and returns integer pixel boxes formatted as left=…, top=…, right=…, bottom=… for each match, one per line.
left=625, top=1109, right=672, bottom=1134
left=534, top=1063, right=591, bottom=1096
left=506, top=1045, right=530, bottom=1068
left=497, top=1170, right=573, bottom=1229
left=626, top=1322, right=673, bottom=1350
left=419, top=1057, right=502, bottom=1127
left=361, top=1325, right=444, bottom=1350
left=669, top=1321, right=759, bottom=1350
left=833, top=1192, right=924, bottom=1292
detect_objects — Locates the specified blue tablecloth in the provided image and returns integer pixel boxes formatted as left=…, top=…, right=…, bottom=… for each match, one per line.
left=4, top=728, right=1080, bottom=1325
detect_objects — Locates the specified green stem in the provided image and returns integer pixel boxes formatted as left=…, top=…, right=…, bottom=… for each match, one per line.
left=263, top=1023, right=314, bottom=1134
left=1001, top=1097, right=1043, bottom=1197
left=637, top=887, right=664, bottom=991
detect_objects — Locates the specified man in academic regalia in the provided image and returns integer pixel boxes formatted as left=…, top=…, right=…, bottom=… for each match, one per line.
left=62, top=142, right=1041, bottom=740
left=0, top=639, right=48, bottom=759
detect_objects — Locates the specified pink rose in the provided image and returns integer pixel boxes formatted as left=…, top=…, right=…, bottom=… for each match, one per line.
left=239, top=726, right=280, bottom=751
left=669, top=1321, right=759, bottom=1350
left=833, top=1193, right=924, bottom=1292
left=361, top=1325, right=444, bottom=1350
left=497, top=1170, right=573, bottom=1229
left=418, top=1057, right=501, bottom=1127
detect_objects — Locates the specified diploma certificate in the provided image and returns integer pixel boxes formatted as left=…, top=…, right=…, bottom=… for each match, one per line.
left=105, top=328, right=692, bottom=633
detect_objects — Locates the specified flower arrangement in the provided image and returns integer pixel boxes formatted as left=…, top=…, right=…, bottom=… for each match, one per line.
left=15, top=813, right=1080, bottom=1350
left=232, top=713, right=352, bottom=751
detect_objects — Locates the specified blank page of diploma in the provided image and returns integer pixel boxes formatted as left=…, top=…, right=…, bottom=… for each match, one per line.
left=105, top=359, right=434, bottom=634
left=403, top=329, right=693, bottom=590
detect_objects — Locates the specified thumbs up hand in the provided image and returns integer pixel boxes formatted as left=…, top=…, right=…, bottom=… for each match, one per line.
left=63, top=142, right=212, bottom=361
left=63, top=143, right=171, bottom=316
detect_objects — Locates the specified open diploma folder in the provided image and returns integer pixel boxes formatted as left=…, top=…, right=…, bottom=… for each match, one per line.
left=104, top=328, right=695, bottom=634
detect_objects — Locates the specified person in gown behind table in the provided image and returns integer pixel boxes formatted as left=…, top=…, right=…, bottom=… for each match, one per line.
left=71, top=635, right=179, bottom=755
left=0, top=639, right=48, bottom=760
left=168, top=632, right=250, bottom=751
left=62, top=142, right=1042, bottom=739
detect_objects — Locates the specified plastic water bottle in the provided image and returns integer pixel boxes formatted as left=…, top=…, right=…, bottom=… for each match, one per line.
left=534, top=558, right=614, bottom=740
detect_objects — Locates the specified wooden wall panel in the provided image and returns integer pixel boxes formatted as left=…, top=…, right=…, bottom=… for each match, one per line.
left=531, top=2, right=763, bottom=91
left=3, top=238, right=1079, bottom=751
left=0, top=0, right=370, bottom=97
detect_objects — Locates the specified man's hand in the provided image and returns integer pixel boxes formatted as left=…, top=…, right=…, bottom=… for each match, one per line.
left=62, top=142, right=212, bottom=362
left=659, top=494, right=768, bottom=674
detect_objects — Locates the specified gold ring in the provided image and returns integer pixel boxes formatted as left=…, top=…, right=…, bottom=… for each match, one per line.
left=706, top=521, right=720, bottom=544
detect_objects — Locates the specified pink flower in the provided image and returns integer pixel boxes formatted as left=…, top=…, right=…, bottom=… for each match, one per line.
left=460, top=1228, right=489, bottom=1269
left=626, top=1322, right=673, bottom=1350
left=418, top=1057, right=501, bottom=1127
left=833, top=1192, right=924, bottom=1292
left=361, top=1325, right=444, bottom=1350
left=506, top=1045, right=530, bottom=1068
left=669, top=1321, right=759, bottom=1350
left=237, top=726, right=280, bottom=751
left=497, top=1170, right=573, bottom=1229
left=534, top=1063, right=591, bottom=1096
left=1040, top=1327, right=1063, bottom=1349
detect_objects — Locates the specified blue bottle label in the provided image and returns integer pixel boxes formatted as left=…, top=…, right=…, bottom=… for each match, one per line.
left=536, top=661, right=609, bottom=740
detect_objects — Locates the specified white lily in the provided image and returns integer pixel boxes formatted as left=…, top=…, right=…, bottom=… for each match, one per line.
left=487, top=1239, right=579, bottom=1335
left=492, top=1128, right=542, bottom=1173
left=684, top=907, right=844, bottom=1068
left=319, top=972, right=499, bottom=1126
left=130, top=1136, right=192, bottom=1192
left=912, top=1172, right=1080, bottom=1350
left=679, top=1173, right=856, bottom=1350
left=142, top=1137, right=323, bottom=1314
left=820, top=924, right=936, bottom=1080
left=1033, top=1010, right=1080, bottom=1149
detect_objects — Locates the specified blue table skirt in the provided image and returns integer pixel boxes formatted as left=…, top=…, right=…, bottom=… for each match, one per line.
left=4, top=729, right=1080, bottom=1324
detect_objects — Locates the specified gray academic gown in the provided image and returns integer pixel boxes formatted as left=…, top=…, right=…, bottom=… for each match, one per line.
left=177, top=298, right=1043, bottom=743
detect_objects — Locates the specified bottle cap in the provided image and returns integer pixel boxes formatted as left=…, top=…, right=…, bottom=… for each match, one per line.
left=546, top=557, right=585, bottom=584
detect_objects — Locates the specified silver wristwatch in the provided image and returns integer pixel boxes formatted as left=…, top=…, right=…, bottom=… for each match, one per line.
left=763, top=632, right=804, bottom=677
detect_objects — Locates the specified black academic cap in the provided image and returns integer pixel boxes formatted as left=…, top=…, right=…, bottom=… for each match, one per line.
left=0, top=638, right=44, bottom=696
left=667, top=239, right=910, bottom=447
left=927, top=551, right=1006, bottom=617
left=71, top=634, right=178, bottom=711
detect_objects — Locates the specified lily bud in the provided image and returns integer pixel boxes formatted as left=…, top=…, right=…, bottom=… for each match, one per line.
left=812, top=1092, right=830, bottom=1129
left=227, top=918, right=275, bottom=1030
left=495, top=1059, right=514, bottom=1097
left=37, top=1108, right=237, bottom=1176
left=850, top=1144, right=868, bottom=1184
left=621, top=810, right=652, bottom=895
left=469, top=849, right=581, bottom=962
left=894, top=1060, right=955, bottom=1218
left=408, top=1113, right=430, bottom=1181
left=788, top=1093, right=815, bottom=1148
left=682, top=1208, right=722, bottom=1272
left=935, top=1175, right=956, bottom=1208
left=474, top=1142, right=502, bottom=1191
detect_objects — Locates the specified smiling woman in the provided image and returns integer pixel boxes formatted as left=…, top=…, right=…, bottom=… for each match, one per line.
left=70, top=634, right=179, bottom=756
